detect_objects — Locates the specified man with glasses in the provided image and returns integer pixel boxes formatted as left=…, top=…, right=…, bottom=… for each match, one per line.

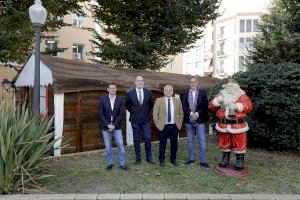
left=182, top=76, right=211, bottom=169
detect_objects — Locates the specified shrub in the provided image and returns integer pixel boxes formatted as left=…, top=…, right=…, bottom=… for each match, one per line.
left=0, top=100, right=56, bottom=194
left=208, top=62, right=300, bottom=150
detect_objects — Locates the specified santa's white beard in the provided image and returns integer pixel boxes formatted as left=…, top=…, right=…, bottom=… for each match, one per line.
left=220, top=88, right=245, bottom=105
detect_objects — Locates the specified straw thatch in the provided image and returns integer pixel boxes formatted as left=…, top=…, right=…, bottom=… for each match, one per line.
left=40, top=55, right=221, bottom=94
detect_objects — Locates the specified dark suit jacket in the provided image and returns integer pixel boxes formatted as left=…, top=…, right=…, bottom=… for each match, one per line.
left=99, top=95, right=124, bottom=130
left=182, top=89, right=208, bottom=124
left=125, top=88, right=154, bottom=124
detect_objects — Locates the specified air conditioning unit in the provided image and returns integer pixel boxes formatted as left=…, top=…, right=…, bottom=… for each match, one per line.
left=73, top=53, right=81, bottom=60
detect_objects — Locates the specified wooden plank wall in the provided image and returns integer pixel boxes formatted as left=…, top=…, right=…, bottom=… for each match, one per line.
left=61, top=90, right=187, bottom=154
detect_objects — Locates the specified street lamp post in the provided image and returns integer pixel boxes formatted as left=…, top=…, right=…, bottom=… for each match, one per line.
left=29, top=0, right=47, bottom=114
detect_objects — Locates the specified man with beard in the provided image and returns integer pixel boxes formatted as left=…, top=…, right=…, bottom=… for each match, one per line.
left=209, top=79, right=252, bottom=171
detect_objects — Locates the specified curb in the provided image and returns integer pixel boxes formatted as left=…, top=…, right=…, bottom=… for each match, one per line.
left=0, top=193, right=299, bottom=200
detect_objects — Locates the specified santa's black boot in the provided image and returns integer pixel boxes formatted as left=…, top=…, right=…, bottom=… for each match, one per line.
left=235, top=153, right=245, bottom=171
left=219, top=151, right=231, bottom=168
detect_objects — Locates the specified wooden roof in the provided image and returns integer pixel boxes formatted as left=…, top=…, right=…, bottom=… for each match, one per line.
left=40, top=55, right=221, bottom=94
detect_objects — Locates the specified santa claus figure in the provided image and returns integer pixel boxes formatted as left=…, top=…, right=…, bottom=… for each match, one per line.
left=209, top=79, right=252, bottom=171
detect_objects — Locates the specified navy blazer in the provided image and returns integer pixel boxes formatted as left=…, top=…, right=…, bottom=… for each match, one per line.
left=182, top=89, right=208, bottom=124
left=99, top=95, right=124, bottom=130
left=125, top=88, right=154, bottom=124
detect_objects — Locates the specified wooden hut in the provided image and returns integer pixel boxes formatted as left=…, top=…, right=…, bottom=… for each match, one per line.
left=15, top=55, right=221, bottom=156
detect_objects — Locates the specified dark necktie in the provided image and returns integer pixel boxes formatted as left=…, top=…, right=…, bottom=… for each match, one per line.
left=167, top=99, right=171, bottom=123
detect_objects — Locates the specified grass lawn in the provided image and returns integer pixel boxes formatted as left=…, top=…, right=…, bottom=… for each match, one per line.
left=39, top=135, right=300, bottom=194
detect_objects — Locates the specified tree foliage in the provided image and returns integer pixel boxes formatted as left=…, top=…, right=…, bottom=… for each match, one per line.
left=249, top=0, right=300, bottom=65
left=91, top=0, right=220, bottom=70
left=208, top=63, right=300, bottom=150
left=0, top=0, right=87, bottom=64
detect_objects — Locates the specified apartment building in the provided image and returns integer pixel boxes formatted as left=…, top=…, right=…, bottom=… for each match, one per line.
left=167, top=0, right=271, bottom=78
left=43, top=2, right=96, bottom=62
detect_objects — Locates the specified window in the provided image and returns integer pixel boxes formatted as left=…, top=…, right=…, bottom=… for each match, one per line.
left=217, top=60, right=224, bottom=73
left=45, top=40, right=58, bottom=57
left=239, top=37, right=253, bottom=51
left=186, top=63, right=192, bottom=74
left=72, top=44, right=85, bottom=60
left=238, top=56, right=246, bottom=71
left=246, top=19, right=252, bottom=32
left=245, top=37, right=253, bottom=50
left=218, top=42, right=225, bottom=55
left=239, top=38, right=245, bottom=51
left=72, top=15, right=86, bottom=28
left=240, top=19, right=259, bottom=33
left=165, top=58, right=176, bottom=70
left=253, top=19, right=259, bottom=32
left=240, top=20, right=245, bottom=32
left=220, top=26, right=225, bottom=38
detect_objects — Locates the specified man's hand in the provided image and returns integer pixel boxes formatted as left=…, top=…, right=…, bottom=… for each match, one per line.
left=228, top=103, right=237, bottom=110
left=107, top=124, right=115, bottom=132
left=190, top=112, right=199, bottom=122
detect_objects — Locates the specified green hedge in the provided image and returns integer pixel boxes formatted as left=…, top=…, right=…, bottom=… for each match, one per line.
left=208, top=62, right=300, bottom=150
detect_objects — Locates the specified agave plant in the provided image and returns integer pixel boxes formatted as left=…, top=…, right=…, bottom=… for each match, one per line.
left=0, top=100, right=57, bottom=194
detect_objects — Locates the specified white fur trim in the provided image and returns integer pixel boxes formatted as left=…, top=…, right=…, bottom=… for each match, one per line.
left=216, top=122, right=249, bottom=134
left=215, top=123, right=227, bottom=133
left=227, top=123, right=249, bottom=134
left=236, top=103, right=243, bottom=112
left=213, top=98, right=221, bottom=107
left=222, top=149, right=231, bottom=152
left=234, top=150, right=246, bottom=153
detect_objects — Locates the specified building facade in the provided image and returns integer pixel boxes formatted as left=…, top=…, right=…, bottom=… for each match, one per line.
left=167, top=0, right=271, bottom=78
left=43, top=1, right=96, bottom=62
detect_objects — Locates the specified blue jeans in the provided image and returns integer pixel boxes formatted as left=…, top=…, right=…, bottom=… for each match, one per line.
left=132, top=122, right=152, bottom=160
left=102, top=129, right=126, bottom=166
left=185, top=123, right=206, bottom=163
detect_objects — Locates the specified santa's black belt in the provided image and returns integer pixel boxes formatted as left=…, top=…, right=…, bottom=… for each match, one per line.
left=220, top=118, right=245, bottom=124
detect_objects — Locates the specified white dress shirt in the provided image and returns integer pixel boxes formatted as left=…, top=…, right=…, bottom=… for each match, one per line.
left=109, top=94, right=116, bottom=111
left=165, top=97, right=175, bottom=124
left=135, top=88, right=144, bottom=104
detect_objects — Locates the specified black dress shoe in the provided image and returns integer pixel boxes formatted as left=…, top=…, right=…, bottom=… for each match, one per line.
left=171, top=160, right=179, bottom=166
left=135, top=159, right=141, bottom=164
left=120, top=164, right=128, bottom=170
left=106, top=164, right=113, bottom=170
left=146, top=159, right=156, bottom=164
left=159, top=161, right=165, bottom=167
left=185, top=160, right=195, bottom=165
left=200, top=162, right=211, bottom=170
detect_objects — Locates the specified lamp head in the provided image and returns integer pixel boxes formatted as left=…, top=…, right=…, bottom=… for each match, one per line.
left=29, top=0, right=47, bottom=25
left=2, top=79, right=12, bottom=91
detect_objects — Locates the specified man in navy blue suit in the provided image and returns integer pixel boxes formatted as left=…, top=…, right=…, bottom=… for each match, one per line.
left=126, top=76, right=155, bottom=164
left=99, top=83, right=128, bottom=170
left=182, top=76, right=210, bottom=169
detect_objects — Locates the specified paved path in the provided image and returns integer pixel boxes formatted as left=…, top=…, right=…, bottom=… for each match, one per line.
left=0, top=193, right=299, bottom=200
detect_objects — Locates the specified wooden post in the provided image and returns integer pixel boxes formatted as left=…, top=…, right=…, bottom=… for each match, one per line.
left=76, top=92, right=82, bottom=152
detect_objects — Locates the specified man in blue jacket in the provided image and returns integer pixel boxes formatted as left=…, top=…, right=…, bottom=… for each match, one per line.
left=182, top=76, right=210, bottom=169
left=99, top=83, right=128, bottom=170
left=126, top=76, right=155, bottom=164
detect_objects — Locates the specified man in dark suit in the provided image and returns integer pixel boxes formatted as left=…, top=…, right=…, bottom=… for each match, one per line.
left=125, top=76, right=155, bottom=164
left=182, top=76, right=210, bottom=169
left=99, top=83, right=128, bottom=170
